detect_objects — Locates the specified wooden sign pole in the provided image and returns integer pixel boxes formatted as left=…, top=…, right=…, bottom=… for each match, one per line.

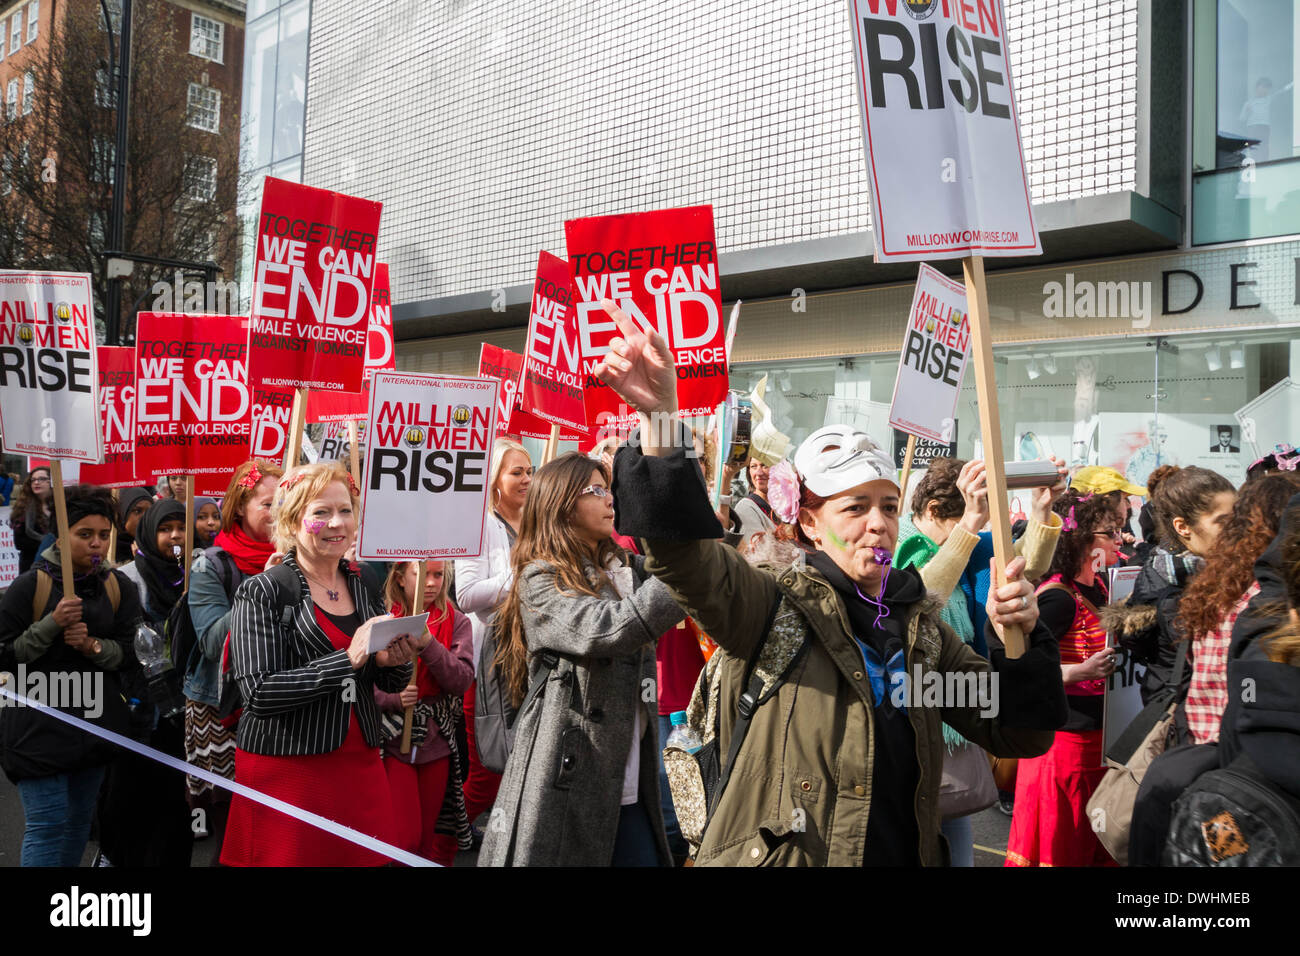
left=542, top=423, right=561, bottom=465
left=183, top=476, right=195, bottom=592
left=347, top=420, right=361, bottom=484
left=897, top=433, right=918, bottom=515
left=961, top=255, right=1023, bottom=658
left=399, top=563, right=426, bottom=755
left=48, top=461, right=76, bottom=600
left=285, top=387, right=308, bottom=468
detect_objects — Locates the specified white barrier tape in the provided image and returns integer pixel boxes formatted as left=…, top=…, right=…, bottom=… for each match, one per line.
left=0, top=682, right=439, bottom=868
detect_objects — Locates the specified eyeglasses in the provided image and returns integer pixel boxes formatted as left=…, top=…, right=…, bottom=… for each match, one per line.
left=30, top=475, right=49, bottom=484
left=580, top=485, right=611, bottom=499
left=1092, top=529, right=1123, bottom=540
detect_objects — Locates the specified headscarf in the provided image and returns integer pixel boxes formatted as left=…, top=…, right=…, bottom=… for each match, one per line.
left=131, top=499, right=187, bottom=616
left=192, top=496, right=219, bottom=547
left=117, top=487, right=153, bottom=528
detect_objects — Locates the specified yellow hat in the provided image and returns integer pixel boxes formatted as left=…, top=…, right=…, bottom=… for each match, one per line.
left=1069, top=466, right=1146, bottom=497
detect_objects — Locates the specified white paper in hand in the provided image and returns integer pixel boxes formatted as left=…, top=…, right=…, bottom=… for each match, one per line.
left=367, top=612, right=429, bottom=654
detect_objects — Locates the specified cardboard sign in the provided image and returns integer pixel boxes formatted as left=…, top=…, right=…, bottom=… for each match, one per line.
left=888, top=264, right=971, bottom=442
left=1103, top=565, right=1147, bottom=764
left=305, top=262, right=395, bottom=423
left=0, top=506, right=20, bottom=588
left=80, top=347, right=137, bottom=488
left=478, top=344, right=584, bottom=442
left=0, top=271, right=101, bottom=463
left=357, top=371, right=498, bottom=560
left=521, top=251, right=586, bottom=433
left=565, top=205, right=728, bottom=429
left=847, top=0, right=1040, bottom=261
left=248, top=177, right=382, bottom=392
left=134, top=313, right=256, bottom=495
left=317, top=420, right=365, bottom=463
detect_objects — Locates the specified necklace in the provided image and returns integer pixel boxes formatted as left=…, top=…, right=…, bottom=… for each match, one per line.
left=302, top=568, right=343, bottom=602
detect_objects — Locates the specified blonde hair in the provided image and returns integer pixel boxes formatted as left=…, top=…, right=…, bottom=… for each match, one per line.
left=384, top=560, right=450, bottom=627
left=273, top=462, right=357, bottom=552
left=489, top=438, right=531, bottom=507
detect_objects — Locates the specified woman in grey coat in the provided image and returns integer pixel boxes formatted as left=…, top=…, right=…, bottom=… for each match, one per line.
left=479, top=452, right=684, bottom=867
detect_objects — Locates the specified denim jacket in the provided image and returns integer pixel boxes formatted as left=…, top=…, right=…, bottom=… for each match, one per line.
left=182, top=549, right=245, bottom=706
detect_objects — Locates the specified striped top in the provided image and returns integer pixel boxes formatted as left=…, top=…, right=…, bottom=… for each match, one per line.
left=1036, top=573, right=1108, bottom=697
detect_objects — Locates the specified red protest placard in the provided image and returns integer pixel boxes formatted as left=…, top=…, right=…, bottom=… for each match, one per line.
left=134, top=313, right=256, bottom=495
left=80, top=347, right=136, bottom=488
left=521, top=251, right=586, bottom=433
left=478, top=344, right=586, bottom=442
left=248, top=177, right=382, bottom=392
left=564, top=205, right=728, bottom=430
left=304, top=262, right=394, bottom=423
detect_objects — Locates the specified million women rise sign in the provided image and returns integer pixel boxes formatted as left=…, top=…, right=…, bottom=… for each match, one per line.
left=249, top=177, right=382, bottom=392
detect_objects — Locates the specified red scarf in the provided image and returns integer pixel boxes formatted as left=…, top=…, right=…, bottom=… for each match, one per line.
left=215, top=525, right=276, bottom=577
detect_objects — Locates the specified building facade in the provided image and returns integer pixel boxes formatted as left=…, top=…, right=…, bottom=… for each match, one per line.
left=242, top=0, right=1299, bottom=483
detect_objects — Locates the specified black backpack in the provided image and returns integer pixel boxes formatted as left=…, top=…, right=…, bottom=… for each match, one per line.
left=166, top=548, right=239, bottom=677
left=1163, top=753, right=1300, bottom=866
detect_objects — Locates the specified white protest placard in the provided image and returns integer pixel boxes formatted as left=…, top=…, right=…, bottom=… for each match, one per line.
left=0, top=271, right=102, bottom=462
left=888, top=263, right=970, bottom=442
left=1103, top=564, right=1147, bottom=763
left=847, top=0, right=1040, bottom=262
left=357, top=371, right=498, bottom=561
left=0, top=505, right=20, bottom=588
left=367, top=612, right=430, bottom=654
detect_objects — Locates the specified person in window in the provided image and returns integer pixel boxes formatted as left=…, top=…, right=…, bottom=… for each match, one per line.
left=220, top=462, right=419, bottom=866
left=0, top=485, right=141, bottom=866
left=10, top=467, right=52, bottom=574
left=1210, top=426, right=1239, bottom=455
left=588, top=301, right=1065, bottom=866
left=480, top=452, right=685, bottom=866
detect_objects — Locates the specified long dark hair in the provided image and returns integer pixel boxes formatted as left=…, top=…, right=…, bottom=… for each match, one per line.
left=493, top=453, right=623, bottom=707
left=1177, top=472, right=1300, bottom=639
left=1151, top=466, right=1234, bottom=550
left=1261, top=521, right=1300, bottom=665
left=1047, top=489, right=1122, bottom=581
left=11, top=468, right=51, bottom=534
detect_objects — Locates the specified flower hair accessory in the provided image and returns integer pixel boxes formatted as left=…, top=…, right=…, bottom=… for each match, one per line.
left=238, top=465, right=262, bottom=489
left=345, top=473, right=360, bottom=496
left=278, top=472, right=307, bottom=492
left=1062, top=505, right=1078, bottom=533
left=767, top=460, right=801, bottom=524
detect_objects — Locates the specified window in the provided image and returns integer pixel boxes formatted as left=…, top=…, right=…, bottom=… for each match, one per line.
left=5, top=79, right=16, bottom=121
left=190, top=14, right=223, bottom=63
left=10, top=10, right=22, bottom=54
left=21, top=72, right=32, bottom=115
left=183, top=155, right=217, bottom=201
left=186, top=83, right=221, bottom=133
left=91, top=138, right=114, bottom=184
left=25, top=1, right=37, bottom=43
left=94, top=68, right=116, bottom=108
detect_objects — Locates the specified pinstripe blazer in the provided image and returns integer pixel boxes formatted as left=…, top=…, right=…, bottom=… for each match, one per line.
left=230, top=552, right=412, bottom=756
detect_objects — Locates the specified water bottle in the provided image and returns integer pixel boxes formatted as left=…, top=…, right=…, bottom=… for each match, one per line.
left=134, top=623, right=169, bottom=678
left=134, top=623, right=184, bottom=719
left=664, top=710, right=701, bottom=754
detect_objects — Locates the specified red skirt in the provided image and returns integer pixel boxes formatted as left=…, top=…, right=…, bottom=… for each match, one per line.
left=1005, top=730, right=1115, bottom=867
left=221, top=710, right=397, bottom=867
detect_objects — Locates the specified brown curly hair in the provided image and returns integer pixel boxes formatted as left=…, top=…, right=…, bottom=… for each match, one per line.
left=1146, top=464, right=1180, bottom=497
left=910, top=457, right=967, bottom=520
left=1176, top=472, right=1300, bottom=640
left=1047, top=490, right=1123, bottom=581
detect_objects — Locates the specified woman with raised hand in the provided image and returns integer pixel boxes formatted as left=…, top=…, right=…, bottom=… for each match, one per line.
left=454, top=437, right=533, bottom=835
left=591, top=300, right=1065, bottom=866
left=0, top=485, right=142, bottom=866
left=1005, top=489, right=1124, bottom=867
left=180, top=461, right=282, bottom=852
left=479, top=452, right=686, bottom=866
left=221, top=462, right=419, bottom=866
left=375, top=559, right=474, bottom=865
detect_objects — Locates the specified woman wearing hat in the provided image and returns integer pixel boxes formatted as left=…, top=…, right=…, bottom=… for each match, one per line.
left=114, top=488, right=154, bottom=564
left=596, top=302, right=1067, bottom=865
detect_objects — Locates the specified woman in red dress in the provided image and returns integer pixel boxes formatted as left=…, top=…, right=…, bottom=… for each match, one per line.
left=1006, top=489, right=1120, bottom=867
left=221, top=463, right=420, bottom=866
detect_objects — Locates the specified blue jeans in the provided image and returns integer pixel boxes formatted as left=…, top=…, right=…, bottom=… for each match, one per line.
left=17, top=766, right=107, bottom=867
left=611, top=802, right=661, bottom=867
left=656, top=714, right=687, bottom=860
left=941, top=814, right=974, bottom=868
